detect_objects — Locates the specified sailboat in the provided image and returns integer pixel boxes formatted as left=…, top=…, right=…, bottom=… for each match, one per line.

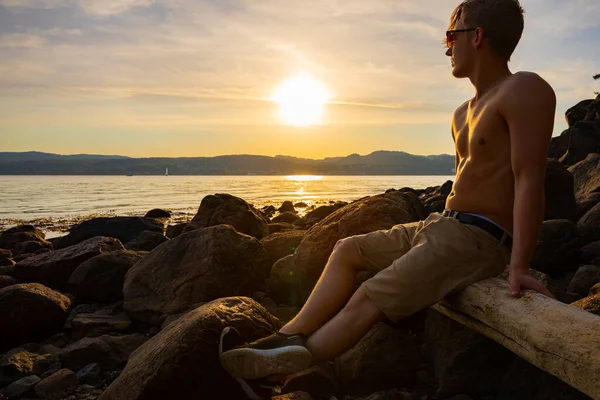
left=165, top=167, right=169, bottom=176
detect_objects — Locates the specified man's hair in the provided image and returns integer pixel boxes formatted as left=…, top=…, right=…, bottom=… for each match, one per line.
left=450, top=0, right=524, bottom=61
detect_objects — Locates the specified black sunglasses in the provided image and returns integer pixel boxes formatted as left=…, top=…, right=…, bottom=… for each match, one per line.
left=445, top=28, right=477, bottom=48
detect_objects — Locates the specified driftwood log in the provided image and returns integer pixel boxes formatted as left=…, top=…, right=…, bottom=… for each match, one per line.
left=432, top=277, right=600, bottom=400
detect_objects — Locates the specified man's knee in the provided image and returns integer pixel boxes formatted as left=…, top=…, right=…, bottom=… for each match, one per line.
left=332, top=237, right=364, bottom=269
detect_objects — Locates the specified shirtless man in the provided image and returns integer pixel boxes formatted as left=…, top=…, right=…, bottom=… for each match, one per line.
left=220, top=1, right=556, bottom=397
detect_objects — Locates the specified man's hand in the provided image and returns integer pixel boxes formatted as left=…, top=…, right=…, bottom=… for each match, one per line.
left=508, top=268, right=555, bottom=299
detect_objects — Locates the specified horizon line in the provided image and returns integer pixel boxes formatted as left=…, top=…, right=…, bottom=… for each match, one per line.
left=1, top=150, right=455, bottom=160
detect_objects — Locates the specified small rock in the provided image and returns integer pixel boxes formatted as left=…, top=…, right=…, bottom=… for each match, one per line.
left=272, top=212, right=300, bottom=224
left=0, top=275, right=17, bottom=289
left=34, top=368, right=78, bottom=400
left=281, top=364, right=339, bottom=399
left=165, top=222, right=191, bottom=239
left=39, top=344, right=62, bottom=357
left=259, top=297, right=277, bottom=314
left=60, top=334, right=148, bottom=371
left=40, top=362, right=62, bottom=379
left=0, top=348, right=49, bottom=385
left=0, top=263, right=15, bottom=275
left=76, top=363, right=101, bottom=385
left=567, top=265, right=600, bottom=297
left=145, top=209, right=171, bottom=218
left=271, top=391, right=315, bottom=400
left=4, top=375, right=41, bottom=398
left=278, top=201, right=296, bottom=213
left=268, top=222, right=298, bottom=234
left=70, top=312, right=132, bottom=339
left=125, top=231, right=168, bottom=252
left=571, top=292, right=600, bottom=316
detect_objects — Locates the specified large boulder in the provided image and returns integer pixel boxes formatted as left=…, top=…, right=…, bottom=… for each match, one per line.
left=426, top=310, right=515, bottom=398
left=294, top=191, right=426, bottom=290
left=123, top=225, right=270, bottom=324
left=54, top=217, right=164, bottom=249
left=0, top=283, right=71, bottom=352
left=98, top=297, right=280, bottom=400
left=334, top=323, right=425, bottom=396
left=68, top=250, right=144, bottom=303
left=565, top=99, right=595, bottom=127
left=267, top=255, right=305, bottom=306
left=498, top=356, right=593, bottom=400
left=568, top=153, right=600, bottom=214
left=530, top=220, right=582, bottom=277
left=190, top=193, right=269, bottom=239
left=558, top=122, right=600, bottom=167
left=544, top=159, right=578, bottom=221
left=13, top=237, right=124, bottom=291
left=60, top=334, right=148, bottom=371
left=260, top=230, right=306, bottom=269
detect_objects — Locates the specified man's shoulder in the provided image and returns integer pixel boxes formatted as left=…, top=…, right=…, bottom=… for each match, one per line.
left=502, top=71, right=555, bottom=99
left=452, top=99, right=470, bottom=117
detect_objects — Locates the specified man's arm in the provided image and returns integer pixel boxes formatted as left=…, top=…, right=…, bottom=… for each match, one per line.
left=501, top=72, right=556, bottom=298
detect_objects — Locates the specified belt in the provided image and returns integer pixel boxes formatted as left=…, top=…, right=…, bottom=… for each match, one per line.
left=442, top=210, right=512, bottom=251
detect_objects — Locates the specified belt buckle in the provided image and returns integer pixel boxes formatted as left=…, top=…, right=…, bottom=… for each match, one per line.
left=447, top=210, right=459, bottom=218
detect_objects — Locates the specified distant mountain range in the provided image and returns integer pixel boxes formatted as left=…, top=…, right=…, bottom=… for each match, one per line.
left=0, top=151, right=455, bottom=175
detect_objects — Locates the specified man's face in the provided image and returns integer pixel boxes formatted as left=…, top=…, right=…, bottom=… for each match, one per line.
left=446, top=16, right=473, bottom=78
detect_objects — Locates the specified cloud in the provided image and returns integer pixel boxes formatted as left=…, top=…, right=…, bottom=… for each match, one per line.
left=0, top=0, right=67, bottom=9
left=75, top=0, right=153, bottom=16
left=0, top=0, right=153, bottom=15
left=0, top=33, right=46, bottom=47
left=34, top=27, right=83, bottom=36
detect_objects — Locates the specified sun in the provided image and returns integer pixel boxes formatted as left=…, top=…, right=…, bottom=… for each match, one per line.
left=271, top=75, right=330, bottom=126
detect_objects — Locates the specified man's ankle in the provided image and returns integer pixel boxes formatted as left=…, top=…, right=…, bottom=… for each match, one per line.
left=278, top=326, right=307, bottom=336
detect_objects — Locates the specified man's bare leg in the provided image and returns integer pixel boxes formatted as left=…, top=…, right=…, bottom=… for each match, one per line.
left=306, top=287, right=383, bottom=363
left=279, top=239, right=367, bottom=336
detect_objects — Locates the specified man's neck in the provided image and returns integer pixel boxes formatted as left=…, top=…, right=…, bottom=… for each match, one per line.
left=469, top=61, right=512, bottom=100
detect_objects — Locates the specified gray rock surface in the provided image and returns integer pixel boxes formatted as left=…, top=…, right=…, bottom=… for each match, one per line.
left=123, top=225, right=269, bottom=324
left=0, top=284, right=71, bottom=352
left=99, top=297, right=280, bottom=400
left=14, top=237, right=124, bottom=290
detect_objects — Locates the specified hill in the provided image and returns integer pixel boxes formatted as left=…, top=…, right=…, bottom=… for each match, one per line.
left=0, top=151, right=455, bottom=175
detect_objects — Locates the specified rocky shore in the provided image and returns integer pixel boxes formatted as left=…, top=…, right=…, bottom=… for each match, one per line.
left=1, top=94, right=600, bottom=400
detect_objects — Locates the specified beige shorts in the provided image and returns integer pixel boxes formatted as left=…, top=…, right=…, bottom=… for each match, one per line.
left=352, top=212, right=511, bottom=322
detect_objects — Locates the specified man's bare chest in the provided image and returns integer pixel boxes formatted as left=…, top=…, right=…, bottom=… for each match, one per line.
left=454, top=102, right=509, bottom=160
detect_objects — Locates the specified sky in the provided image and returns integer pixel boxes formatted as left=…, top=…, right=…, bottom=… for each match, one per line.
left=1, top=0, right=599, bottom=159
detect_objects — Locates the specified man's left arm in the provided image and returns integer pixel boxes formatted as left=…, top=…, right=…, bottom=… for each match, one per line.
left=501, top=73, right=557, bottom=298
